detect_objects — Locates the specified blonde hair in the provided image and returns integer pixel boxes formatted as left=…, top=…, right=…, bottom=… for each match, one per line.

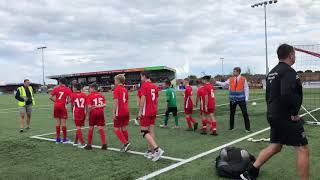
left=115, top=74, right=126, bottom=84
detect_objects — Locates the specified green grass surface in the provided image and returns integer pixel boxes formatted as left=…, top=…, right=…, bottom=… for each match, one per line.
left=0, top=89, right=319, bottom=180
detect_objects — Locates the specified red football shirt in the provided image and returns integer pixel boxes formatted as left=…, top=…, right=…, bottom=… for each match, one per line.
left=137, top=88, right=142, bottom=98
left=184, top=86, right=193, bottom=109
left=86, top=92, right=106, bottom=113
left=113, top=85, right=129, bottom=117
left=203, top=83, right=215, bottom=109
left=140, top=81, right=158, bottom=117
left=70, top=92, right=87, bottom=114
left=50, top=85, right=72, bottom=107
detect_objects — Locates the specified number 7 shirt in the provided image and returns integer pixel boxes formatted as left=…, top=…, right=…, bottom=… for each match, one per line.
left=113, top=85, right=129, bottom=117
left=50, top=85, right=72, bottom=108
left=140, top=81, right=159, bottom=117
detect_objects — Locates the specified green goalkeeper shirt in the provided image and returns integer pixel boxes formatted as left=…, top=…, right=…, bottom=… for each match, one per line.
left=166, top=87, right=177, bottom=107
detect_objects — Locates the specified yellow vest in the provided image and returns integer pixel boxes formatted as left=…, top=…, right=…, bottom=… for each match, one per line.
left=17, top=86, right=35, bottom=107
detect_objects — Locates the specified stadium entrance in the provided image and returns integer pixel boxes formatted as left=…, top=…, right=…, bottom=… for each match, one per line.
left=47, top=66, right=176, bottom=91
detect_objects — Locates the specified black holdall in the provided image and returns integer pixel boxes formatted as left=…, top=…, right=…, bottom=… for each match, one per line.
left=215, top=147, right=256, bottom=179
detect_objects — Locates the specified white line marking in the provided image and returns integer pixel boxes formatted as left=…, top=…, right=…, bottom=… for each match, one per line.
left=30, top=136, right=185, bottom=162
left=136, top=127, right=271, bottom=180
left=31, top=98, right=265, bottom=137
left=136, top=109, right=316, bottom=180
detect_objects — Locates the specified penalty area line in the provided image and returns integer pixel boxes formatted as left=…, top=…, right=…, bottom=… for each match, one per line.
left=30, top=136, right=185, bottom=162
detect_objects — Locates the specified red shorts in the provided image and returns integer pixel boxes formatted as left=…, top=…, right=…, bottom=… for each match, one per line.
left=54, top=106, right=68, bottom=119
left=114, top=115, right=130, bottom=128
left=140, top=116, right=156, bottom=127
left=205, top=108, right=215, bottom=115
left=89, top=111, right=105, bottom=126
left=73, top=111, right=85, bottom=127
left=184, top=108, right=193, bottom=114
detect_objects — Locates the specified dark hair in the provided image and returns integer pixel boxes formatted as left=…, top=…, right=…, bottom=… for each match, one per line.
left=141, top=71, right=151, bottom=79
left=74, top=83, right=82, bottom=91
left=202, top=75, right=211, bottom=81
left=165, top=80, right=171, bottom=86
left=59, top=78, right=67, bottom=85
left=24, top=79, right=30, bottom=83
left=89, top=83, right=98, bottom=90
left=233, top=67, right=241, bottom=73
left=184, top=78, right=190, bottom=82
left=277, top=44, right=294, bottom=60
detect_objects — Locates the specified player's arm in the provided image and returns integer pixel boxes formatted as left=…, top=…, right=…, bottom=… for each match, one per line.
left=113, top=92, right=118, bottom=119
left=204, top=89, right=209, bottom=111
left=49, top=94, right=55, bottom=102
left=244, top=79, right=249, bottom=101
left=138, top=95, right=146, bottom=118
left=216, top=79, right=230, bottom=88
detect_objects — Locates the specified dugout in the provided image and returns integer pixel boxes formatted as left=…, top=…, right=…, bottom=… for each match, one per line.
left=47, top=66, right=176, bottom=91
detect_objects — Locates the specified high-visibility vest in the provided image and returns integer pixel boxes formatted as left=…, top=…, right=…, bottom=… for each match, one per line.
left=229, top=76, right=246, bottom=102
left=17, top=86, right=35, bottom=107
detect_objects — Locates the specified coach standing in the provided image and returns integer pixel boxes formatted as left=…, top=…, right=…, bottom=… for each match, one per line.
left=15, top=79, right=35, bottom=133
left=216, top=67, right=251, bottom=132
left=241, top=44, right=309, bottom=180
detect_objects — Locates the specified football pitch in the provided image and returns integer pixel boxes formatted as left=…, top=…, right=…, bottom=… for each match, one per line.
left=0, top=89, right=320, bottom=180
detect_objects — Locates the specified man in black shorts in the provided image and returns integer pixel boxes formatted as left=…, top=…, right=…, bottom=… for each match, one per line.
left=241, top=44, right=309, bottom=180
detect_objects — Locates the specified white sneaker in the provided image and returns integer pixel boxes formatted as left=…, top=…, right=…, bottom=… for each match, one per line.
left=152, top=148, right=164, bottom=162
left=144, top=150, right=153, bottom=159
left=73, top=142, right=80, bottom=147
left=78, top=144, right=86, bottom=149
left=134, top=119, right=140, bottom=126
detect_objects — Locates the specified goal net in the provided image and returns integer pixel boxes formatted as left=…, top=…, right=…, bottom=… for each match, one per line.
left=293, top=44, right=320, bottom=125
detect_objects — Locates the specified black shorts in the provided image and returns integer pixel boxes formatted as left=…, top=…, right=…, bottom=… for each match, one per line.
left=165, top=107, right=178, bottom=117
left=268, top=117, right=308, bottom=146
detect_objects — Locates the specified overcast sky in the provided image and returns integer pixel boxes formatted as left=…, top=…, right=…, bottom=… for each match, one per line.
left=0, top=0, right=319, bottom=84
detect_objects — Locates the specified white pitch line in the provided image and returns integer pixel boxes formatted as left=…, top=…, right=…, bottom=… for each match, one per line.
left=31, top=98, right=265, bottom=137
left=136, top=127, right=271, bottom=180
left=30, top=136, right=185, bottom=162
left=136, top=108, right=317, bottom=180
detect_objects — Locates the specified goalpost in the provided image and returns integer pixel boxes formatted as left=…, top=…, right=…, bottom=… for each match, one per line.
left=293, top=44, right=320, bottom=126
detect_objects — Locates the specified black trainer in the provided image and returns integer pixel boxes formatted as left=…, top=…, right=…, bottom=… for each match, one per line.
left=240, top=171, right=256, bottom=180
left=101, top=144, right=108, bottom=150
left=19, top=129, right=24, bottom=133
left=193, top=122, right=198, bottom=131
left=84, top=145, right=93, bottom=150
left=121, top=143, right=131, bottom=152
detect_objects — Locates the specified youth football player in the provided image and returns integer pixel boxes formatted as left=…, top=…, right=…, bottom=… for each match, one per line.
left=49, top=78, right=72, bottom=144
left=138, top=72, right=164, bottom=162
left=113, top=74, right=131, bottom=152
left=196, top=80, right=207, bottom=133
left=160, top=80, right=179, bottom=129
left=183, top=78, right=198, bottom=131
left=202, top=76, right=218, bottom=136
left=70, top=83, right=86, bottom=147
left=84, top=84, right=107, bottom=150
left=134, top=84, right=142, bottom=126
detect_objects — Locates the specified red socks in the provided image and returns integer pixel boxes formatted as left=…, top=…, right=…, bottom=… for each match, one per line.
left=210, top=120, right=217, bottom=131
left=201, top=119, right=209, bottom=128
left=56, top=126, right=60, bottom=139
left=190, top=118, right=196, bottom=124
left=62, top=126, right=67, bottom=140
left=76, top=129, right=85, bottom=144
left=122, top=130, right=129, bottom=141
left=115, top=130, right=128, bottom=145
left=87, top=128, right=93, bottom=145
left=186, top=117, right=192, bottom=129
left=99, top=129, right=106, bottom=145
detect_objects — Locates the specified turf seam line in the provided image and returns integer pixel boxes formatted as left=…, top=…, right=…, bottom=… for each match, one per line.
left=30, top=136, right=186, bottom=162
left=30, top=98, right=265, bottom=137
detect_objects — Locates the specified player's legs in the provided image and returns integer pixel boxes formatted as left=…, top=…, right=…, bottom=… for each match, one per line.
left=114, top=126, right=128, bottom=145
left=61, top=118, right=68, bottom=142
left=239, top=101, right=251, bottom=131
left=76, top=126, right=85, bottom=145
left=141, top=126, right=157, bottom=150
left=85, top=126, right=94, bottom=150
left=254, top=143, right=283, bottom=168
left=121, top=126, right=129, bottom=141
left=172, top=107, right=179, bottom=128
left=98, top=126, right=107, bottom=148
left=185, top=113, right=193, bottom=129
left=55, top=118, right=61, bottom=143
left=19, top=111, right=25, bottom=132
left=26, top=112, right=31, bottom=129
left=209, top=112, right=217, bottom=135
left=229, top=101, right=237, bottom=130
left=161, top=108, right=170, bottom=127
left=295, top=145, right=309, bottom=180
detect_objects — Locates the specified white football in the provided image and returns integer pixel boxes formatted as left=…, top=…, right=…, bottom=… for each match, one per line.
left=252, top=102, right=257, bottom=106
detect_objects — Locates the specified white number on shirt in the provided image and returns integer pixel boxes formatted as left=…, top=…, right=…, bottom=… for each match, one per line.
left=172, top=92, right=175, bottom=99
left=123, top=92, right=126, bottom=103
left=75, top=98, right=85, bottom=108
left=211, top=89, right=215, bottom=98
left=93, top=98, right=104, bottom=106
left=151, top=89, right=156, bottom=101
left=58, top=92, right=64, bottom=100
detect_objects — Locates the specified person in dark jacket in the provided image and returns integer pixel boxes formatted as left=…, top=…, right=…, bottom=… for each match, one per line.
left=241, top=44, right=309, bottom=180
left=15, top=79, right=35, bottom=132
